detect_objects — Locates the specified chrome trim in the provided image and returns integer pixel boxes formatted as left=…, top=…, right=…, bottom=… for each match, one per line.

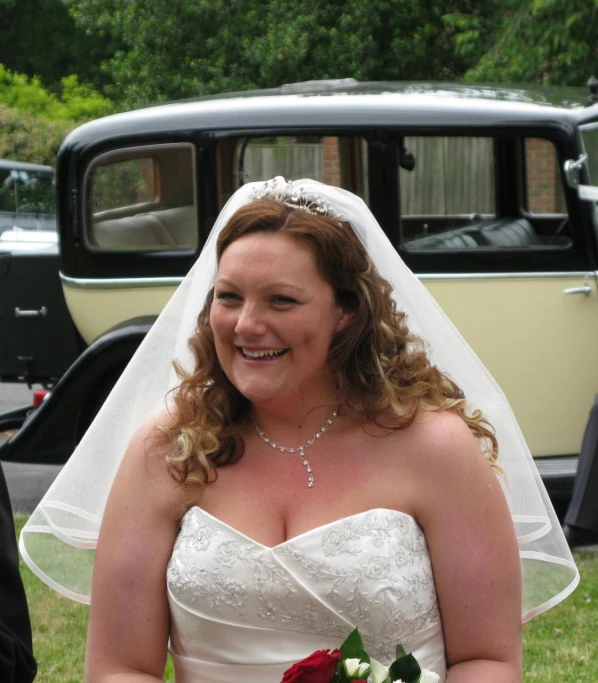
left=563, top=283, right=592, bottom=295
left=60, top=272, right=184, bottom=290
left=417, top=271, right=596, bottom=281
left=535, top=456, right=578, bottom=479
left=61, top=271, right=597, bottom=288
left=15, top=306, right=48, bottom=318
left=563, top=154, right=587, bottom=189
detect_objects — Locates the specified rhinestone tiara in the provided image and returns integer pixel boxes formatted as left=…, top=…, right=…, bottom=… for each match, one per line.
left=249, top=178, right=344, bottom=223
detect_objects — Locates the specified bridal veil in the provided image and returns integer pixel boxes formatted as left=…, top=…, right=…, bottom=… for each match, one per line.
left=20, top=177, right=579, bottom=620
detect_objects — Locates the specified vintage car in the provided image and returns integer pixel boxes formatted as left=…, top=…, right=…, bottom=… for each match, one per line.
left=2, top=79, right=598, bottom=506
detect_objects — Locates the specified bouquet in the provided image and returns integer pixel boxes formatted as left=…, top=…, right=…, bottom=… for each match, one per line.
left=281, top=628, right=440, bottom=683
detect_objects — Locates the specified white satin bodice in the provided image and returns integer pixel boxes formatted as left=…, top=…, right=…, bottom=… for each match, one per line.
left=166, top=507, right=446, bottom=682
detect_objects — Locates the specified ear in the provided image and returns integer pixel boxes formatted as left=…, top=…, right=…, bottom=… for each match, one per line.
left=334, top=307, right=354, bottom=333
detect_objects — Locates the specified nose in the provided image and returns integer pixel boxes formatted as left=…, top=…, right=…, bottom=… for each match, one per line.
left=234, top=301, right=267, bottom=337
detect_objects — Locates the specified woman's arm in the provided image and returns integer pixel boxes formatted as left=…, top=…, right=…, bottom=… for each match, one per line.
left=85, top=417, right=193, bottom=683
left=410, top=410, right=522, bottom=683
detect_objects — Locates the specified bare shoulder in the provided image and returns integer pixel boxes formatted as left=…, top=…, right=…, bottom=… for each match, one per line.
left=380, top=407, right=486, bottom=471
left=409, top=407, right=485, bottom=465
left=378, top=408, right=502, bottom=523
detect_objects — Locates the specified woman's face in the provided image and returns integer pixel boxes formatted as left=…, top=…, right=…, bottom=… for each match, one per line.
left=210, top=231, right=348, bottom=408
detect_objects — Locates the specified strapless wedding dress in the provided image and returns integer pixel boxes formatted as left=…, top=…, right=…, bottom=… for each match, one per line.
left=167, top=507, right=446, bottom=682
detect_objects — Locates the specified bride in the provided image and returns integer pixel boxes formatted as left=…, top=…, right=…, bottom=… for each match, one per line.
left=20, top=179, right=578, bottom=682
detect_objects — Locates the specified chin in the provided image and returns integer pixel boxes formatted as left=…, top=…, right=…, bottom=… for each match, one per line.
left=231, top=378, right=288, bottom=406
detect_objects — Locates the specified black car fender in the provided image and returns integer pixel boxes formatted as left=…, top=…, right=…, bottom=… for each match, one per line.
left=0, top=317, right=156, bottom=464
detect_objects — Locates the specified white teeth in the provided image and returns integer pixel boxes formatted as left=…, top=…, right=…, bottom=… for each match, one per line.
left=241, top=348, right=286, bottom=359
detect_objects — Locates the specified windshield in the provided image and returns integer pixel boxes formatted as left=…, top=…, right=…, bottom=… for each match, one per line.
left=0, top=165, right=56, bottom=236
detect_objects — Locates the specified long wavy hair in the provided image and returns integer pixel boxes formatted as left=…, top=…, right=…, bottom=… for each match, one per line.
left=159, top=198, right=500, bottom=485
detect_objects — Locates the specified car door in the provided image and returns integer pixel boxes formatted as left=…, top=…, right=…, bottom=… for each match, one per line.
left=398, top=132, right=598, bottom=459
left=0, top=244, right=84, bottom=385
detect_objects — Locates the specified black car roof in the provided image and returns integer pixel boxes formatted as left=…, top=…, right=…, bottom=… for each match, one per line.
left=63, top=80, right=598, bottom=148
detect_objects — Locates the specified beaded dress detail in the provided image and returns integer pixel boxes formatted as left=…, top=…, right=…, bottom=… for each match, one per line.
left=166, top=507, right=446, bottom=682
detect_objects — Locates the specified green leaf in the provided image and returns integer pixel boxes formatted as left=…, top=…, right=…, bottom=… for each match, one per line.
left=395, top=643, right=407, bottom=660
left=370, top=657, right=391, bottom=683
left=388, top=653, right=422, bottom=683
left=339, top=628, right=370, bottom=662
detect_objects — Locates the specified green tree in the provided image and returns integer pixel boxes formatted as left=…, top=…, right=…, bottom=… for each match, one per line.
left=66, top=0, right=487, bottom=108
left=447, top=0, right=598, bottom=86
left=0, top=65, right=113, bottom=165
left=0, top=65, right=112, bottom=120
left=0, top=106, right=74, bottom=165
left=0, top=0, right=114, bottom=91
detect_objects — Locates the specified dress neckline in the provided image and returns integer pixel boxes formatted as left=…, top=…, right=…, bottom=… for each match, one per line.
left=186, top=506, right=419, bottom=550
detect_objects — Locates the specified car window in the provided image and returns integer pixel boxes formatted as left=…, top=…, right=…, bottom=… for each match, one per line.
left=524, top=138, right=567, bottom=215
left=85, top=143, right=199, bottom=252
left=399, top=136, right=495, bottom=248
left=0, top=165, right=56, bottom=236
left=399, top=135, right=572, bottom=253
left=579, top=123, right=598, bottom=225
left=91, top=158, right=155, bottom=212
left=217, top=135, right=369, bottom=209
left=581, top=123, right=598, bottom=184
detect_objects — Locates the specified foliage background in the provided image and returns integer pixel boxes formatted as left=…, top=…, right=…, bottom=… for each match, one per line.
left=0, top=67, right=112, bottom=165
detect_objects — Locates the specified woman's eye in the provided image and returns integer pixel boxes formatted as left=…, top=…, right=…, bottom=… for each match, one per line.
left=215, top=291, right=241, bottom=302
left=271, top=295, right=297, bottom=305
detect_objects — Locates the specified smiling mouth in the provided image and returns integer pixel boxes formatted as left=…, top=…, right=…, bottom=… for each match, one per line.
left=239, top=347, right=289, bottom=360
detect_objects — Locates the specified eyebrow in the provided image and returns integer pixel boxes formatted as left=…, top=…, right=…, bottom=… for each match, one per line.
left=214, top=277, right=303, bottom=291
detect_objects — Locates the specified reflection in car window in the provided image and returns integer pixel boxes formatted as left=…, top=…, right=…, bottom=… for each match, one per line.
left=0, top=165, right=56, bottom=236
left=91, top=158, right=155, bottom=213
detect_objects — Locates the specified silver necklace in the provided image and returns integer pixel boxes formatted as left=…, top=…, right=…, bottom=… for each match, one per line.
left=252, top=408, right=339, bottom=488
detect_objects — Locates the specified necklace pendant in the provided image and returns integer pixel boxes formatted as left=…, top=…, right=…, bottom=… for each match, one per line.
left=252, top=407, right=339, bottom=491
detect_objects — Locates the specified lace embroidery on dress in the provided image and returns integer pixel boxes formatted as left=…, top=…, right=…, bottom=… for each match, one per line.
left=167, top=509, right=348, bottom=636
left=277, top=510, right=440, bottom=662
left=167, top=507, right=440, bottom=664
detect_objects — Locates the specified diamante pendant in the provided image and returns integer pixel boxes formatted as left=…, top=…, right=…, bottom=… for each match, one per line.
left=252, top=407, right=339, bottom=488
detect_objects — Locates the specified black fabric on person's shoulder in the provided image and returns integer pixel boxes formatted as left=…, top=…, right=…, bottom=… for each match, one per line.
left=0, top=463, right=37, bottom=683
left=565, top=394, right=598, bottom=536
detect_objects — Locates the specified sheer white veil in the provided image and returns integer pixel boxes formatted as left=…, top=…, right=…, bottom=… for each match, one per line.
left=20, top=177, right=579, bottom=619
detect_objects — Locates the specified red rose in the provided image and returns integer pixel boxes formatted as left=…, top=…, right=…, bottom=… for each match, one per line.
left=281, top=648, right=342, bottom=683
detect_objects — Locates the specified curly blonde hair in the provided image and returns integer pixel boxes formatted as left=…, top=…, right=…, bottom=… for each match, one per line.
left=159, top=198, right=500, bottom=485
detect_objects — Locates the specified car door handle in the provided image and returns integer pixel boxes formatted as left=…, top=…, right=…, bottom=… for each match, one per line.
left=15, top=306, right=48, bottom=318
left=563, top=284, right=592, bottom=296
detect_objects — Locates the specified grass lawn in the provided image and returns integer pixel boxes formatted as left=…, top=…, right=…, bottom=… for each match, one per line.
left=14, top=514, right=598, bottom=682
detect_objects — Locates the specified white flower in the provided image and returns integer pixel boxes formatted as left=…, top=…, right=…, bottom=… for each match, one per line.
left=369, top=657, right=389, bottom=683
left=356, top=662, right=371, bottom=677
left=392, top=679, right=406, bottom=683
left=419, top=669, right=441, bottom=682
left=343, top=658, right=371, bottom=677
